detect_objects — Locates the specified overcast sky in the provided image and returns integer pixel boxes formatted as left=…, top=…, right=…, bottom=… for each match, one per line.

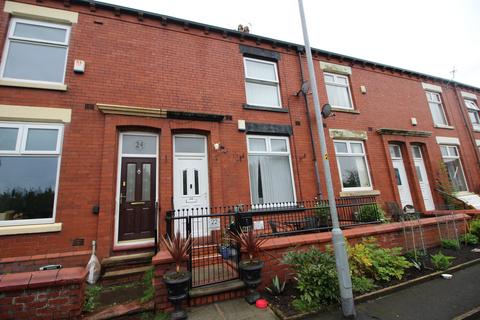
left=100, top=0, right=480, bottom=88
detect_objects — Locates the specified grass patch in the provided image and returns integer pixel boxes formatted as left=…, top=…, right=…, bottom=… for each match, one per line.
left=141, top=268, right=155, bottom=303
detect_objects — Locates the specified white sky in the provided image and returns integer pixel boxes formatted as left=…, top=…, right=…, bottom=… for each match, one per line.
left=100, top=0, right=480, bottom=88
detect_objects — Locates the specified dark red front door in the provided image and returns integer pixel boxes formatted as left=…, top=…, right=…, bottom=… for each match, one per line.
left=119, top=157, right=156, bottom=241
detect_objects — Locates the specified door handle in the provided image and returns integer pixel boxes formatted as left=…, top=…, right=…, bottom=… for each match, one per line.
left=130, top=201, right=146, bottom=205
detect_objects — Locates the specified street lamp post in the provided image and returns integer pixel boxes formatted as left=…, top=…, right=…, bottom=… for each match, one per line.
left=297, top=0, right=356, bottom=317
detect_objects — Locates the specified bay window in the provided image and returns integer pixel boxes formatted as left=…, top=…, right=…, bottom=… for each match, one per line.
left=0, top=122, right=63, bottom=225
left=247, top=136, right=295, bottom=205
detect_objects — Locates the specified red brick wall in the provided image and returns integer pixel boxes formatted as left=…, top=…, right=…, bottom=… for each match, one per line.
left=0, top=0, right=479, bottom=266
left=259, top=214, right=470, bottom=289
left=0, top=267, right=87, bottom=319
left=152, top=214, right=469, bottom=310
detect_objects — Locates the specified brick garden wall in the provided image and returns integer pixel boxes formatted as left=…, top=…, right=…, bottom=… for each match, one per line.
left=0, top=0, right=479, bottom=271
left=152, top=214, right=470, bottom=311
left=0, top=267, right=87, bottom=319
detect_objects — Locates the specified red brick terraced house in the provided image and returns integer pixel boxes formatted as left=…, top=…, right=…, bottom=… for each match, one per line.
left=1, top=0, right=480, bottom=289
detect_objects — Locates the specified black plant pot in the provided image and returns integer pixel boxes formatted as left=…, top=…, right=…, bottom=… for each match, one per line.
left=239, top=260, right=264, bottom=304
left=163, top=271, right=191, bottom=320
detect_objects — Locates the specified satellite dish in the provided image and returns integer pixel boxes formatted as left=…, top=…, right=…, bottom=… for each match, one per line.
left=321, top=104, right=332, bottom=118
left=301, top=81, right=310, bottom=95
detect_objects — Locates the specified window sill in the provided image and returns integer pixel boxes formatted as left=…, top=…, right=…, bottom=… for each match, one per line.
left=473, top=128, right=480, bottom=133
left=331, top=107, right=360, bottom=114
left=339, top=190, right=380, bottom=197
left=0, top=223, right=62, bottom=236
left=0, top=79, right=67, bottom=91
left=434, top=124, right=454, bottom=130
left=243, top=104, right=288, bottom=113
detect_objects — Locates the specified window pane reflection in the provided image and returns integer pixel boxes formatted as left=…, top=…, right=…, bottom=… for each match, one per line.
left=0, top=156, right=57, bottom=221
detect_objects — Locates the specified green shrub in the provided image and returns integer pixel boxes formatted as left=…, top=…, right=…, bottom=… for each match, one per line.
left=441, top=239, right=460, bottom=250
left=83, top=285, right=102, bottom=312
left=460, top=233, right=479, bottom=246
left=283, top=247, right=339, bottom=311
left=348, top=237, right=412, bottom=282
left=314, top=203, right=330, bottom=225
left=431, top=252, right=455, bottom=270
left=265, top=275, right=286, bottom=296
left=351, top=275, right=376, bottom=294
left=404, top=250, right=427, bottom=270
left=469, top=219, right=480, bottom=238
left=356, top=204, right=386, bottom=223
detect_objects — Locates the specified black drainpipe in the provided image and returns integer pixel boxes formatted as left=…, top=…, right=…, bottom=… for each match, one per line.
left=297, top=48, right=322, bottom=199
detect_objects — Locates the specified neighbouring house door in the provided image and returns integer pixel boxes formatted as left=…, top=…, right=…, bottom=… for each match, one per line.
left=173, top=135, right=209, bottom=237
left=412, top=146, right=435, bottom=211
left=118, top=157, right=156, bottom=241
left=389, top=145, right=414, bottom=209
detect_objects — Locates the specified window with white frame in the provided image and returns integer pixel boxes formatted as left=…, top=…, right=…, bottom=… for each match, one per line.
left=464, top=99, right=480, bottom=130
left=243, top=57, right=281, bottom=108
left=425, top=91, right=448, bottom=126
left=334, top=140, right=372, bottom=191
left=0, top=122, right=63, bottom=225
left=440, top=145, right=468, bottom=192
left=0, top=18, right=71, bottom=84
left=247, top=136, right=295, bottom=204
left=324, top=72, right=354, bottom=110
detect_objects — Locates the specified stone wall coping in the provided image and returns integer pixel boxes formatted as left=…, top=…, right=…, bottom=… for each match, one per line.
left=261, top=214, right=470, bottom=251
left=0, top=250, right=91, bottom=264
left=424, top=209, right=480, bottom=216
left=0, top=267, right=87, bottom=292
left=152, top=251, right=175, bottom=265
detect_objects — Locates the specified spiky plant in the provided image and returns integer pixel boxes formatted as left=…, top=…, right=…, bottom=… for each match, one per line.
left=229, top=229, right=267, bottom=262
left=162, top=231, right=192, bottom=273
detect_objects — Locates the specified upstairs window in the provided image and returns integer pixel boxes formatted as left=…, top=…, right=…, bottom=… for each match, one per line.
left=440, top=145, right=468, bottom=192
left=0, top=18, right=70, bottom=84
left=0, top=122, right=63, bottom=226
left=334, top=140, right=372, bottom=191
left=426, top=91, right=448, bottom=126
left=243, top=57, right=281, bottom=108
left=324, top=72, right=354, bottom=110
left=465, top=99, right=480, bottom=130
left=247, top=136, right=295, bottom=205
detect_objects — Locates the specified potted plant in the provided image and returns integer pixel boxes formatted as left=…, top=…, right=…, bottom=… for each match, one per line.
left=162, top=231, right=192, bottom=320
left=230, top=229, right=267, bottom=304
left=313, top=202, right=330, bottom=228
left=218, top=229, right=237, bottom=259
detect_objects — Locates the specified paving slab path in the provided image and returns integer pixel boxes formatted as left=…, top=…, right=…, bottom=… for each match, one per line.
left=309, top=263, right=480, bottom=320
left=188, top=298, right=279, bottom=320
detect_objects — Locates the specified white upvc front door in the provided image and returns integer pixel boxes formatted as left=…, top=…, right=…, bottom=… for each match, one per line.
left=412, top=146, right=435, bottom=211
left=390, top=145, right=414, bottom=209
left=173, top=135, right=209, bottom=237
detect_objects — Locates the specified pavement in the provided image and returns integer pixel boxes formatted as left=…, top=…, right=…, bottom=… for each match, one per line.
left=188, top=263, right=480, bottom=320
left=188, top=298, right=278, bottom=320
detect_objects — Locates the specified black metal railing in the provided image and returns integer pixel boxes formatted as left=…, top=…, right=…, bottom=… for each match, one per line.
left=165, top=196, right=381, bottom=287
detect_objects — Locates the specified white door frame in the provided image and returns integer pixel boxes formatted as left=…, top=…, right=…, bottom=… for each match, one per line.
left=173, top=134, right=210, bottom=237
left=114, top=131, right=159, bottom=248
left=389, top=144, right=414, bottom=209
left=412, top=145, right=435, bottom=211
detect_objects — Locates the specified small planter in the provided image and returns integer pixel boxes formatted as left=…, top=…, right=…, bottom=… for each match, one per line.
left=239, top=260, right=264, bottom=304
left=163, top=271, right=191, bottom=320
left=219, top=245, right=238, bottom=260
